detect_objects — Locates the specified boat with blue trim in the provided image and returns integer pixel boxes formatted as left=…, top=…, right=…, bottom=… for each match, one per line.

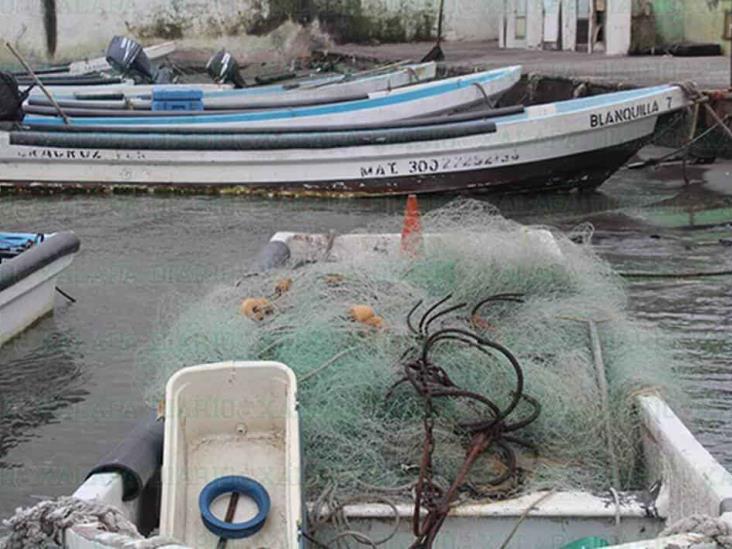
left=0, top=231, right=80, bottom=346
left=4, top=222, right=731, bottom=548
left=20, top=66, right=521, bottom=130
left=0, top=84, right=689, bottom=196
left=25, top=63, right=438, bottom=112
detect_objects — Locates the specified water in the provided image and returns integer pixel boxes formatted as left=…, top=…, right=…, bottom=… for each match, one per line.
left=0, top=157, right=730, bottom=518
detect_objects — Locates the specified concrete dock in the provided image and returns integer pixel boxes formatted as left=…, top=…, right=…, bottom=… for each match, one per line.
left=329, top=40, right=731, bottom=90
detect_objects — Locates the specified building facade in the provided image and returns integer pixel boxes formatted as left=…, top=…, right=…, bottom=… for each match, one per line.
left=0, top=0, right=500, bottom=64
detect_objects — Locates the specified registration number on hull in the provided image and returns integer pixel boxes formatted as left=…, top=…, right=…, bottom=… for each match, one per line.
left=359, top=152, right=520, bottom=178
left=15, top=148, right=148, bottom=161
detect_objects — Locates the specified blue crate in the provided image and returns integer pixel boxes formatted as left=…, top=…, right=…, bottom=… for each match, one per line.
left=151, top=89, right=204, bottom=112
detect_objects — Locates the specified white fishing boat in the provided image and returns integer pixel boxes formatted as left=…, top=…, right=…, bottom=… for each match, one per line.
left=21, top=66, right=521, bottom=130
left=34, top=66, right=382, bottom=102
left=0, top=84, right=689, bottom=195
left=0, top=231, right=80, bottom=346
left=67, top=40, right=177, bottom=76
left=6, top=221, right=731, bottom=549
left=17, top=41, right=178, bottom=78
left=24, top=62, right=438, bottom=112
left=28, top=81, right=233, bottom=99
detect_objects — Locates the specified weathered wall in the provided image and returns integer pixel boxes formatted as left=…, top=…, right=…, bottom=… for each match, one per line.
left=443, top=0, right=499, bottom=41
left=649, top=0, right=684, bottom=44
left=0, top=0, right=500, bottom=65
left=649, top=0, right=731, bottom=54
left=0, top=0, right=277, bottom=63
left=683, top=0, right=731, bottom=55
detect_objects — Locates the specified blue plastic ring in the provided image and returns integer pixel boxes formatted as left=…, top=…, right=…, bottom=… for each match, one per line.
left=199, top=475, right=271, bottom=539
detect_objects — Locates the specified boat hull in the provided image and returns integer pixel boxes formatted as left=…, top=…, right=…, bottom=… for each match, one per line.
left=23, top=67, right=521, bottom=130
left=26, top=63, right=438, bottom=112
left=0, top=85, right=688, bottom=197
left=54, top=227, right=732, bottom=549
left=0, top=136, right=646, bottom=197
left=0, top=233, right=80, bottom=346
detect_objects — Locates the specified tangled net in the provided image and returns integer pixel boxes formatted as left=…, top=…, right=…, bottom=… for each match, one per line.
left=138, top=200, right=682, bottom=508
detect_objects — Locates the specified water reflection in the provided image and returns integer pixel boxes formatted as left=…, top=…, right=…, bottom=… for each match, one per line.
left=0, top=329, right=89, bottom=467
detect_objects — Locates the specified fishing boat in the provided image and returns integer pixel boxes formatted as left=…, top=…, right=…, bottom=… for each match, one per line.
left=0, top=84, right=689, bottom=195
left=27, top=81, right=233, bottom=99
left=24, top=62, right=438, bottom=112
left=21, top=66, right=520, bottom=130
left=14, top=41, right=177, bottom=78
left=0, top=231, right=80, bottom=346
left=11, top=41, right=179, bottom=92
left=7, top=220, right=731, bottom=549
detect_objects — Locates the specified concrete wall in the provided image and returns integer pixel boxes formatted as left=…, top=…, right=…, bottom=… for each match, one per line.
left=650, top=0, right=731, bottom=54
left=683, top=0, right=731, bottom=55
left=649, top=0, right=684, bottom=43
left=0, top=0, right=272, bottom=63
left=0, top=0, right=501, bottom=64
left=443, top=0, right=501, bottom=41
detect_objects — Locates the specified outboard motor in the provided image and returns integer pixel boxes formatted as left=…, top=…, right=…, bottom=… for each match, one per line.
left=106, top=36, right=175, bottom=84
left=206, top=49, right=247, bottom=89
left=0, top=72, right=29, bottom=123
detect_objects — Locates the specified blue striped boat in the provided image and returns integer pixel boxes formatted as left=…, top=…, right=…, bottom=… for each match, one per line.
left=23, top=67, right=522, bottom=131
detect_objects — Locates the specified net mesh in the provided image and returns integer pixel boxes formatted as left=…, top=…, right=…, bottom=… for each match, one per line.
left=137, top=199, right=683, bottom=501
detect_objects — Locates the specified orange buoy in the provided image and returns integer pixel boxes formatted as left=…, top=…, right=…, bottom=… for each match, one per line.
left=363, top=315, right=385, bottom=330
left=349, top=304, right=376, bottom=323
left=240, top=297, right=273, bottom=321
left=401, top=194, right=423, bottom=258
left=274, top=278, right=293, bottom=296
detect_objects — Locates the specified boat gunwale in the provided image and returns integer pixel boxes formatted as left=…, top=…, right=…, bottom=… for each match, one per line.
left=0, top=231, right=80, bottom=293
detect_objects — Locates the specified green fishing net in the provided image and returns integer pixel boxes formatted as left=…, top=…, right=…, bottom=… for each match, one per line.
left=138, top=199, right=682, bottom=501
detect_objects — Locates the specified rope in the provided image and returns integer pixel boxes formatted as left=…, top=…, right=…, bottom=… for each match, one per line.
left=675, top=81, right=732, bottom=143
left=609, top=487, right=621, bottom=527
left=497, top=490, right=557, bottom=549
left=626, top=114, right=730, bottom=170
left=620, top=269, right=732, bottom=279
left=306, top=483, right=401, bottom=548
left=587, top=320, right=621, bottom=491
left=661, top=514, right=732, bottom=548
left=472, top=82, right=493, bottom=108
left=55, top=286, right=76, bottom=303
left=392, top=295, right=540, bottom=548
left=0, top=497, right=180, bottom=548
left=300, top=348, right=357, bottom=383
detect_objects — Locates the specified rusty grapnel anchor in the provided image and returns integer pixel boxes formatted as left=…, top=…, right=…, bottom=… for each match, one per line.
left=390, top=296, right=540, bottom=549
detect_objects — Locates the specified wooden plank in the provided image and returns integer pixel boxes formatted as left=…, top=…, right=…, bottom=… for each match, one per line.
left=526, top=0, right=544, bottom=48
left=544, top=0, right=561, bottom=44
left=587, top=0, right=595, bottom=52
left=504, top=0, right=528, bottom=48
left=561, top=0, right=577, bottom=50
left=605, top=0, right=631, bottom=55
left=499, top=0, right=508, bottom=47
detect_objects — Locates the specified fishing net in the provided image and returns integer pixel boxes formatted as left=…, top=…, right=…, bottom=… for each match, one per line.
left=137, top=199, right=683, bottom=502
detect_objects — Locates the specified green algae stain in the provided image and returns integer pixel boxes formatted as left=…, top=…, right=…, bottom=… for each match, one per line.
left=126, top=0, right=435, bottom=44
left=311, top=0, right=436, bottom=43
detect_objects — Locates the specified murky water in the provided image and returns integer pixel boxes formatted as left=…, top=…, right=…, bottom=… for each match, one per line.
left=0, top=156, right=730, bottom=518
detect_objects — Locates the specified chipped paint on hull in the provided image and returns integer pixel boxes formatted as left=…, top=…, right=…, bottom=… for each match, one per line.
left=0, top=137, right=646, bottom=198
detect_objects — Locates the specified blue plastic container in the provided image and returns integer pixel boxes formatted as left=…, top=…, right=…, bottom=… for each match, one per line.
left=151, top=89, right=204, bottom=112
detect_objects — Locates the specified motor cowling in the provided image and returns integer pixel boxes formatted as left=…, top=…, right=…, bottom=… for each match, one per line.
left=106, top=36, right=175, bottom=84
left=206, top=49, right=247, bottom=89
left=0, top=72, right=26, bottom=123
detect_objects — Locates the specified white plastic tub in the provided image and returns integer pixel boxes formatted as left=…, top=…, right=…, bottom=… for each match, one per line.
left=159, top=361, right=301, bottom=548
